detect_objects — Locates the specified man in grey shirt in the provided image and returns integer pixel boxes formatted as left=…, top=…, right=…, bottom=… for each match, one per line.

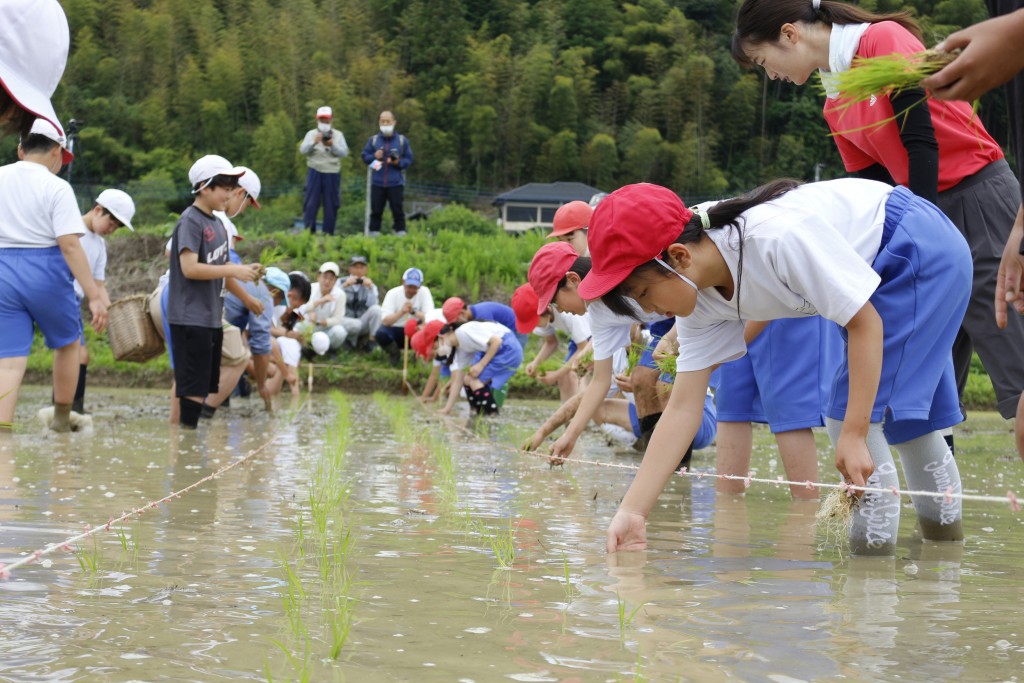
left=299, top=105, right=349, bottom=235
left=339, top=255, right=382, bottom=350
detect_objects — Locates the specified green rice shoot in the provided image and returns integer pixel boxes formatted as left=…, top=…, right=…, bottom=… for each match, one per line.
left=818, top=49, right=957, bottom=106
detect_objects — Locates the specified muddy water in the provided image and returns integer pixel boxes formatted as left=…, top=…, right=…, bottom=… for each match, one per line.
left=1, top=387, right=1022, bottom=682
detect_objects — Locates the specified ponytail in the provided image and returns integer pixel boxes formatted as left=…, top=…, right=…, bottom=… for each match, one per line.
left=600, top=179, right=804, bottom=321
left=731, top=0, right=922, bottom=67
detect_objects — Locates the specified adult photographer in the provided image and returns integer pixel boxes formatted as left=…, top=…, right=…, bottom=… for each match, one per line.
left=361, top=110, right=413, bottom=236
left=299, top=105, right=349, bottom=236
left=339, top=255, right=382, bottom=350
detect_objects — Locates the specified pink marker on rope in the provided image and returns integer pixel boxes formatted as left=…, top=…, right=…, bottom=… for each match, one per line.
left=944, top=487, right=954, bottom=505
left=890, top=486, right=900, bottom=497
left=1009, top=491, right=1020, bottom=513
left=744, top=472, right=753, bottom=489
left=0, top=563, right=9, bottom=580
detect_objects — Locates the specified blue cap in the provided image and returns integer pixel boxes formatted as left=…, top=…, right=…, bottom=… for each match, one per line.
left=402, top=267, right=424, bottom=287
left=264, top=266, right=290, bottom=293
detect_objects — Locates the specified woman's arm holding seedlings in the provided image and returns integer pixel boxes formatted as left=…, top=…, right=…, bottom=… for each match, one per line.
left=835, top=302, right=884, bottom=495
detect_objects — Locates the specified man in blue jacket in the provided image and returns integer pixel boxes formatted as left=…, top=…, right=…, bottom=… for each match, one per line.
left=361, top=110, right=413, bottom=236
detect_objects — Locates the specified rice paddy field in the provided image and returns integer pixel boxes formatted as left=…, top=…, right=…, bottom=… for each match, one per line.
left=1, top=387, right=1022, bottom=682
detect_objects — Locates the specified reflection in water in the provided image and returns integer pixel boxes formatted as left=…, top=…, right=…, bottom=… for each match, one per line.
left=0, top=391, right=1021, bottom=681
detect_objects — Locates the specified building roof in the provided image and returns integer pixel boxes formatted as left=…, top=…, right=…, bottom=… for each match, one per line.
left=492, top=181, right=603, bottom=206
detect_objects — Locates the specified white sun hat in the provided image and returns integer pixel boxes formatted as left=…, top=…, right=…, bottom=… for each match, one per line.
left=0, top=0, right=70, bottom=134
left=95, top=189, right=136, bottom=231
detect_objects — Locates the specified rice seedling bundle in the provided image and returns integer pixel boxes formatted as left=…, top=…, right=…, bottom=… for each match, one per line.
left=815, top=487, right=859, bottom=553
left=819, top=49, right=957, bottom=106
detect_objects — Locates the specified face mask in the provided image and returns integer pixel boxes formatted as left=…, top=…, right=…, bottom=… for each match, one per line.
left=380, top=125, right=395, bottom=136
left=318, top=122, right=331, bottom=133
left=654, top=257, right=699, bottom=291
left=436, top=342, right=452, bottom=359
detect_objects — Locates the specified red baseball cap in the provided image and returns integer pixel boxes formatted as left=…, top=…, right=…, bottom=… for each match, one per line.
left=527, top=242, right=579, bottom=314
left=411, top=330, right=427, bottom=358
left=510, top=284, right=541, bottom=333
left=418, top=319, right=446, bottom=359
left=577, top=183, right=692, bottom=300
left=548, top=201, right=593, bottom=238
left=403, top=318, right=420, bottom=339
left=441, top=296, right=465, bottom=323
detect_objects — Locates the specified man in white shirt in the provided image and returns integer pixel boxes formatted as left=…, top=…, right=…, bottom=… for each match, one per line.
left=375, top=267, right=434, bottom=363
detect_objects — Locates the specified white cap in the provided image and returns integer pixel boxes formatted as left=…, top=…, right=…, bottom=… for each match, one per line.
left=311, top=331, right=330, bottom=355
left=188, top=154, right=245, bottom=192
left=95, top=189, right=135, bottom=231
left=0, top=0, right=69, bottom=134
left=27, top=118, right=73, bottom=165
left=316, top=106, right=333, bottom=119
left=318, top=261, right=341, bottom=276
left=237, top=166, right=262, bottom=209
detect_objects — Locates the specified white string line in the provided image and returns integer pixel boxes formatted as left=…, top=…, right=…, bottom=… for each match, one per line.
left=1, top=400, right=308, bottom=580
left=436, top=412, right=1022, bottom=511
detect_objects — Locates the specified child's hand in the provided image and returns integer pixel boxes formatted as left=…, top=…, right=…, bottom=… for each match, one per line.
left=89, top=299, right=108, bottom=333
left=835, top=433, right=874, bottom=498
left=438, top=405, right=452, bottom=416
left=613, top=373, right=634, bottom=393
left=469, top=362, right=485, bottom=378
left=606, top=509, right=648, bottom=553
left=548, top=431, right=577, bottom=464
left=243, top=294, right=264, bottom=316
left=525, top=360, right=538, bottom=377
left=234, top=263, right=261, bottom=283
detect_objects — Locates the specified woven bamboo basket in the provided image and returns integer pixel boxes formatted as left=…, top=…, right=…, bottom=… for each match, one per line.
left=107, top=294, right=164, bottom=362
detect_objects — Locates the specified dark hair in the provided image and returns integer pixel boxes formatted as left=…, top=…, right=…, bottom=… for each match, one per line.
left=193, top=173, right=240, bottom=193
left=281, top=273, right=312, bottom=329
left=0, top=92, right=36, bottom=139
left=600, top=179, right=804, bottom=321
left=98, top=207, right=123, bottom=227
left=731, top=0, right=922, bottom=68
left=19, top=132, right=59, bottom=155
left=555, top=256, right=593, bottom=292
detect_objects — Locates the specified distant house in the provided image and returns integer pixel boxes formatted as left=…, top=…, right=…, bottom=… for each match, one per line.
left=492, top=181, right=603, bottom=233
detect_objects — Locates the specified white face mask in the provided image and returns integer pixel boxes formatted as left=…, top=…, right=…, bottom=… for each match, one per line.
left=380, top=125, right=395, bottom=136
left=318, top=122, right=331, bottom=133
left=436, top=342, right=452, bottom=359
left=654, top=257, right=699, bottom=291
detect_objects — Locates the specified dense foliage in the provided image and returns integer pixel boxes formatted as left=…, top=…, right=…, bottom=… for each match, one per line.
left=13, top=0, right=1006, bottom=229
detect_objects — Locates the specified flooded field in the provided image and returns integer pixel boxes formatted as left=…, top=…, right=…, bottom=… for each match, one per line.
left=1, top=387, right=1023, bottom=682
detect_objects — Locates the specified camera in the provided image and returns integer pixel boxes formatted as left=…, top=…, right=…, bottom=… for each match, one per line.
left=322, top=130, right=333, bottom=144
left=388, top=150, right=399, bottom=162
left=355, top=277, right=364, bottom=285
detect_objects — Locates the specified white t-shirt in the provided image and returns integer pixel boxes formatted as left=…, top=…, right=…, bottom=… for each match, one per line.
left=451, top=320, right=511, bottom=371
left=675, top=178, right=888, bottom=373
left=0, top=161, right=84, bottom=247
left=301, top=282, right=346, bottom=321
left=73, top=228, right=106, bottom=299
left=534, top=310, right=591, bottom=345
left=584, top=299, right=668, bottom=361
left=381, top=284, right=435, bottom=326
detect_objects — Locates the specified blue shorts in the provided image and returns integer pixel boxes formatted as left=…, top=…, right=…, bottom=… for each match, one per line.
left=828, top=186, right=971, bottom=444
left=160, top=284, right=175, bottom=369
left=478, top=332, right=524, bottom=391
left=564, top=339, right=578, bottom=364
left=693, top=389, right=718, bottom=450
left=0, top=247, right=82, bottom=357
left=717, top=317, right=842, bottom=433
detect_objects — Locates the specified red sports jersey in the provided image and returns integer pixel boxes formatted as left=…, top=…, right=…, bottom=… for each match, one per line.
left=823, top=22, right=1004, bottom=192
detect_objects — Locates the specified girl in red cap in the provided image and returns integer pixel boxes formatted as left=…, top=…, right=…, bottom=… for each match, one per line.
left=585, top=179, right=970, bottom=556
left=733, top=0, right=1024, bottom=458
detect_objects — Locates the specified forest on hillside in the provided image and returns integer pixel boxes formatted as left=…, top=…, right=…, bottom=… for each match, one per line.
left=18, top=0, right=1010, bottom=222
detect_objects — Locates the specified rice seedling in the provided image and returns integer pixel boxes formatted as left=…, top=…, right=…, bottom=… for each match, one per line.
left=480, top=518, right=517, bottom=569
left=816, top=487, right=859, bottom=554
left=625, top=341, right=647, bottom=375
left=574, top=347, right=594, bottom=378
left=818, top=50, right=957, bottom=106
left=74, top=536, right=101, bottom=576
left=268, top=639, right=313, bottom=683
left=616, top=592, right=648, bottom=642
left=561, top=552, right=577, bottom=602
left=327, top=594, right=354, bottom=660
left=113, top=523, right=140, bottom=566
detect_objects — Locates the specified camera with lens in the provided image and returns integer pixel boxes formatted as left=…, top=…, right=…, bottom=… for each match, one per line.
left=388, top=150, right=399, bottom=163
left=322, top=129, right=333, bottom=144
left=355, top=277, right=364, bottom=285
